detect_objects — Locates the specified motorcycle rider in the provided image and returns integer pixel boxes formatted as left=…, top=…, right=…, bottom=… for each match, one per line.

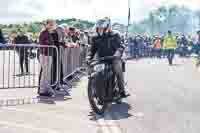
left=87, top=17, right=130, bottom=98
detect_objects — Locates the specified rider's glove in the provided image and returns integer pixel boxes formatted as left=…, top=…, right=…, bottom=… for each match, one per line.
left=86, top=56, right=92, bottom=65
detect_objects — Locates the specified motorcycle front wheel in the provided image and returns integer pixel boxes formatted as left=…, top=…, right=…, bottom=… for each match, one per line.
left=88, top=78, right=107, bottom=115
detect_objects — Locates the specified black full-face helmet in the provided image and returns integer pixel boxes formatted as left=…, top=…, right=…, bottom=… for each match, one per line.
left=95, top=17, right=111, bottom=36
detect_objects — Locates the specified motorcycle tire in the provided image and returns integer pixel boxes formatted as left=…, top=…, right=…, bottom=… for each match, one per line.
left=88, top=78, right=107, bottom=115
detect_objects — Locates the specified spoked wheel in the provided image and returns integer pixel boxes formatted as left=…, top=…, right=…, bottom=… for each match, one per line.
left=88, top=78, right=107, bottom=115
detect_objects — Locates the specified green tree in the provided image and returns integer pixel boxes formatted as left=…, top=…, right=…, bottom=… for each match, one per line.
left=28, top=23, right=41, bottom=33
left=72, top=21, right=85, bottom=29
left=129, top=5, right=193, bottom=34
left=149, top=11, right=156, bottom=35
left=196, top=11, right=200, bottom=29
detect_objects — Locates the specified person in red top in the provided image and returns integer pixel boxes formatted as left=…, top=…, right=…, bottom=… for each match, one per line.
left=38, top=19, right=56, bottom=97
left=153, top=36, right=162, bottom=58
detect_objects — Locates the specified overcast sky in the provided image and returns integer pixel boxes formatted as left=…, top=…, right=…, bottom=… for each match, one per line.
left=0, top=0, right=199, bottom=24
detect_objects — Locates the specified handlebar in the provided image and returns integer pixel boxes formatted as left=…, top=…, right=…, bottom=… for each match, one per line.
left=91, top=56, right=121, bottom=62
left=87, top=56, right=121, bottom=66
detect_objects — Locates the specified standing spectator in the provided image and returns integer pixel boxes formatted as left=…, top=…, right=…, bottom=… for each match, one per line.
left=163, top=30, right=177, bottom=65
left=128, top=37, right=134, bottom=57
left=153, top=36, right=162, bottom=58
left=195, top=31, right=200, bottom=45
left=47, top=22, right=66, bottom=90
left=68, top=27, right=80, bottom=43
left=194, top=31, right=200, bottom=55
left=14, top=30, right=30, bottom=75
left=135, top=35, right=141, bottom=58
left=179, top=34, right=188, bottom=56
left=85, top=31, right=92, bottom=45
left=38, top=19, right=56, bottom=97
left=121, top=35, right=125, bottom=44
left=188, top=35, right=193, bottom=46
left=75, top=31, right=80, bottom=43
left=143, top=36, right=149, bottom=57
left=132, top=36, right=139, bottom=59
left=160, top=36, right=166, bottom=58
left=52, top=25, right=66, bottom=87
left=0, top=29, right=6, bottom=44
left=139, top=36, right=145, bottom=57
left=49, top=24, right=59, bottom=89
left=79, top=32, right=88, bottom=66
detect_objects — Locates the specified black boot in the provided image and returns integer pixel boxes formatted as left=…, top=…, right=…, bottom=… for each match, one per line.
left=120, top=91, right=130, bottom=98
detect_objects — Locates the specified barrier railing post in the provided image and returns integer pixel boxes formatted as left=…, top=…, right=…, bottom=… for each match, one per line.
left=2, top=47, right=5, bottom=89
left=13, top=45, right=16, bottom=88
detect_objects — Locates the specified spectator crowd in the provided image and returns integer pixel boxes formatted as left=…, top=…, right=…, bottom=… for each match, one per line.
left=0, top=20, right=92, bottom=96
left=127, top=31, right=200, bottom=59
left=1, top=20, right=200, bottom=95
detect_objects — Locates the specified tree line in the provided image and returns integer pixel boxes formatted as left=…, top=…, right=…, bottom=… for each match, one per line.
left=129, top=5, right=200, bottom=35
left=0, top=18, right=95, bottom=35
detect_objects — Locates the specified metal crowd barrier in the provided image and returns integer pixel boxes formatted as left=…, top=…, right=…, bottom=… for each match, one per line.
left=0, top=43, right=88, bottom=93
left=0, top=43, right=89, bottom=107
left=59, top=45, right=87, bottom=89
left=0, top=44, right=59, bottom=90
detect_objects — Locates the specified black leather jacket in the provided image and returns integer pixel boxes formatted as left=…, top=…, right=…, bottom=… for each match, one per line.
left=88, top=31, right=124, bottom=60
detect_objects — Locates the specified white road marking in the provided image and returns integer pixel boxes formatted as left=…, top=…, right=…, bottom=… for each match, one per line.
left=96, top=116, right=111, bottom=133
left=81, top=77, right=123, bottom=133
left=132, top=112, right=144, bottom=118
left=104, top=113, right=122, bottom=133
left=80, top=78, right=112, bottom=133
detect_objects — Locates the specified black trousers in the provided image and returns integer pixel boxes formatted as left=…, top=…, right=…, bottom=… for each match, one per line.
left=112, top=59, right=125, bottom=93
left=166, top=49, right=175, bottom=65
left=18, top=49, right=29, bottom=73
left=51, top=52, right=64, bottom=89
left=153, top=49, right=161, bottom=58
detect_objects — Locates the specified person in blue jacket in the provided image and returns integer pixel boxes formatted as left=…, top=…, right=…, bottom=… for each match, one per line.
left=0, top=29, right=6, bottom=44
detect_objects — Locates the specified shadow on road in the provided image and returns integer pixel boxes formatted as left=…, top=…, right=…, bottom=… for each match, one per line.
left=38, top=98, right=56, bottom=104
left=170, top=64, right=181, bottom=66
left=88, top=102, right=132, bottom=121
left=14, top=73, right=36, bottom=77
left=106, top=102, right=133, bottom=120
left=54, top=94, right=72, bottom=101
left=37, top=95, right=72, bottom=104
